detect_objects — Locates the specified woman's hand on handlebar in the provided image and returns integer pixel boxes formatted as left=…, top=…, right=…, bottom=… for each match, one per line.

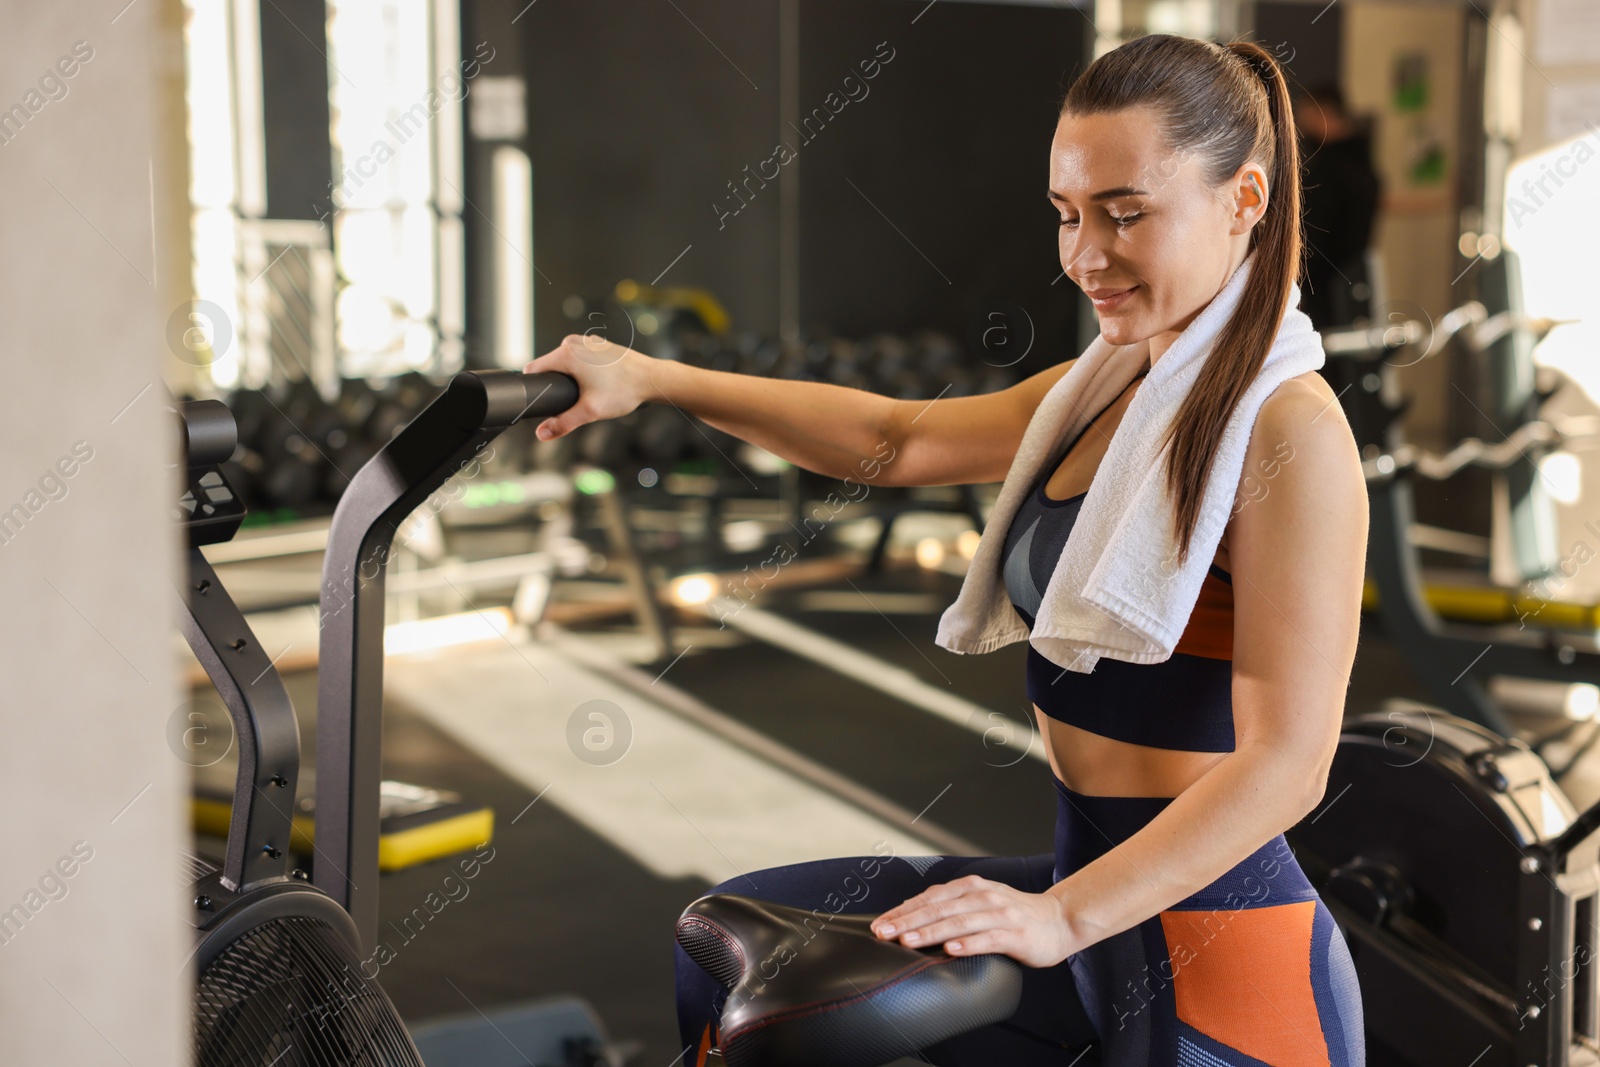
left=522, top=334, right=658, bottom=441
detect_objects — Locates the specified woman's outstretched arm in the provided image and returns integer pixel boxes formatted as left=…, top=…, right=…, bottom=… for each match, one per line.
left=523, top=334, right=1074, bottom=488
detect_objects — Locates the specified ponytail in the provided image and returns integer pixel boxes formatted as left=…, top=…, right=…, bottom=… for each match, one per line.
left=1062, top=35, right=1304, bottom=564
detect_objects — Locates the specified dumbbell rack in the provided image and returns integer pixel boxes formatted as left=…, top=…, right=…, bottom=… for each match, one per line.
left=1331, top=309, right=1600, bottom=738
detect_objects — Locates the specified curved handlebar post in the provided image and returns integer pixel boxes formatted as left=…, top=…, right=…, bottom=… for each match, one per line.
left=179, top=551, right=302, bottom=891
left=314, top=371, right=577, bottom=949
left=173, top=397, right=298, bottom=891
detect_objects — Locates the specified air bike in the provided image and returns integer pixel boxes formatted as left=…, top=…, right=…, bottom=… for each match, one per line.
left=176, top=370, right=626, bottom=1065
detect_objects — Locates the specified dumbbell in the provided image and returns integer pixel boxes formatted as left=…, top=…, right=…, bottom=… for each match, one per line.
left=911, top=329, right=962, bottom=378
left=334, top=378, right=379, bottom=436
left=577, top=410, right=637, bottom=469
left=635, top=405, right=689, bottom=465
left=864, top=334, right=911, bottom=393
left=254, top=422, right=322, bottom=508
left=254, top=387, right=327, bottom=510
left=747, top=338, right=784, bottom=378
left=677, top=331, right=714, bottom=369
left=226, top=389, right=274, bottom=450
left=284, top=379, right=346, bottom=452
left=364, top=371, right=443, bottom=445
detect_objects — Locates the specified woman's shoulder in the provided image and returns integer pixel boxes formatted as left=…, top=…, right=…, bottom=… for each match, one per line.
left=1258, top=370, right=1345, bottom=431
left=1245, top=370, right=1362, bottom=496
left=1220, top=369, right=1367, bottom=560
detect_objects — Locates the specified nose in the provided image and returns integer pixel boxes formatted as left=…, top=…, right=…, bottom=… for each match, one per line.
left=1061, top=224, right=1111, bottom=281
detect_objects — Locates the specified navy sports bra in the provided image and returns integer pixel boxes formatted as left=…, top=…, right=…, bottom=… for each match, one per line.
left=1000, top=374, right=1236, bottom=753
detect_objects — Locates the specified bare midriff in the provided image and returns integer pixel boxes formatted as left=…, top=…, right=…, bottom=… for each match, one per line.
left=1041, top=716, right=1230, bottom=797
left=1033, top=370, right=1236, bottom=799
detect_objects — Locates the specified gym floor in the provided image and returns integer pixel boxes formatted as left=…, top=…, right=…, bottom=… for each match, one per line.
left=193, top=520, right=1452, bottom=1065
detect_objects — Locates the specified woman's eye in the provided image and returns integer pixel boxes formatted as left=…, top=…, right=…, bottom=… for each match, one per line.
left=1057, top=213, right=1141, bottom=229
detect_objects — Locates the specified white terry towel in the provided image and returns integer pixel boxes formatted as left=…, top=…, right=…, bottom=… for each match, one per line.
left=934, top=251, right=1327, bottom=673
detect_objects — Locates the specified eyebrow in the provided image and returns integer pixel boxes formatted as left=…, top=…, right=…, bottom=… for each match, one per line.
left=1048, top=186, right=1148, bottom=204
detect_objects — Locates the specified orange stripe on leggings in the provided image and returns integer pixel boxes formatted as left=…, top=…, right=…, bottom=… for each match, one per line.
left=695, top=1022, right=716, bottom=1067
left=1160, top=902, right=1330, bottom=1066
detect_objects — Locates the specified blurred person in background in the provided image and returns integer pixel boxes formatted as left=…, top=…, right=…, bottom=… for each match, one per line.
left=1294, top=82, right=1382, bottom=330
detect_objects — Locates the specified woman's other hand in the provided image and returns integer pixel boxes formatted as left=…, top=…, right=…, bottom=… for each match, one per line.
left=522, top=334, right=657, bottom=441
left=869, top=874, right=1075, bottom=968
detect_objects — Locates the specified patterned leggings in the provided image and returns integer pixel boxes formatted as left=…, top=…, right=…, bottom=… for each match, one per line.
left=673, top=778, right=1365, bottom=1066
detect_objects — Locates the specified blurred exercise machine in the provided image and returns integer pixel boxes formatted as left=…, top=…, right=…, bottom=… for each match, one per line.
left=1286, top=250, right=1600, bottom=1066
left=560, top=325, right=1021, bottom=666
left=1291, top=705, right=1600, bottom=1066
left=1324, top=249, right=1600, bottom=736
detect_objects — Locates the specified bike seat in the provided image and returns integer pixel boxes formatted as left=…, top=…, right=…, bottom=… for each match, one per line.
left=676, top=892, right=1024, bottom=1067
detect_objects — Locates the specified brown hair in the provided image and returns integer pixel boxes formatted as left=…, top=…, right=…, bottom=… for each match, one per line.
left=1061, top=35, right=1303, bottom=565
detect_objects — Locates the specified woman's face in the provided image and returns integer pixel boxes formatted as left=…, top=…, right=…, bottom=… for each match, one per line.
left=1049, top=105, right=1265, bottom=353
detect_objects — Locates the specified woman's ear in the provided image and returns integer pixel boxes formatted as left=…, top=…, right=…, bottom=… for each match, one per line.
left=1229, top=165, right=1269, bottom=233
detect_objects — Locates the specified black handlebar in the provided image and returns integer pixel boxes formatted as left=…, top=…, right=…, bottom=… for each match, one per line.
left=480, top=368, right=578, bottom=428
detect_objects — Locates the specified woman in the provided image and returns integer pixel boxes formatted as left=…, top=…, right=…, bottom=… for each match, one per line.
left=525, top=34, right=1368, bottom=1067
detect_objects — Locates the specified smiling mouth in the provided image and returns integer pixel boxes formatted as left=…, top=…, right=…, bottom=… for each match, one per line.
left=1085, top=286, right=1138, bottom=307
